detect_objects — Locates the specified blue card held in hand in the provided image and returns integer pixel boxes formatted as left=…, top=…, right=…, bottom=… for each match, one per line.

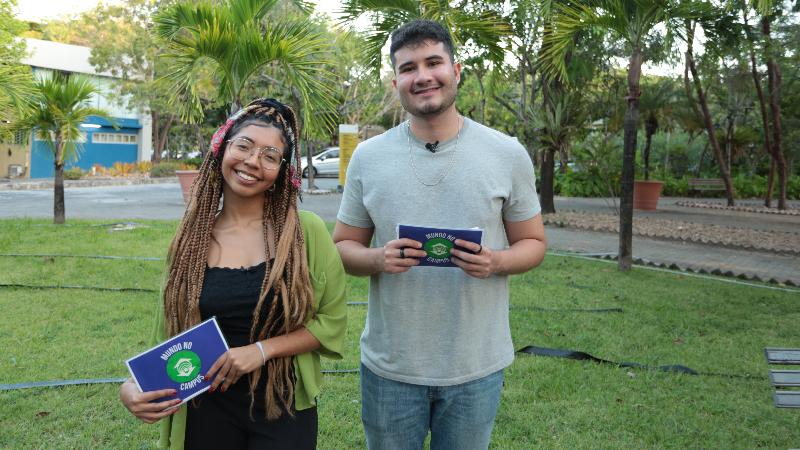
left=397, top=224, right=484, bottom=268
left=126, top=317, right=229, bottom=406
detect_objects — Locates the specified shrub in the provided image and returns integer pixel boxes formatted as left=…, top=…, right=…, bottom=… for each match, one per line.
left=63, top=167, right=86, bottom=180
left=661, top=178, right=689, bottom=197
left=183, top=157, right=203, bottom=167
left=150, top=162, right=182, bottom=178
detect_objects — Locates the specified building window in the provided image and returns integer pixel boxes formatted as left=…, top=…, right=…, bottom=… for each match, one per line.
left=35, top=131, right=87, bottom=143
left=13, top=131, right=25, bottom=145
left=92, top=133, right=137, bottom=144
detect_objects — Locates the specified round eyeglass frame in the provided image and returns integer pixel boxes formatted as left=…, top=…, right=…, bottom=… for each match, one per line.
left=226, top=138, right=285, bottom=170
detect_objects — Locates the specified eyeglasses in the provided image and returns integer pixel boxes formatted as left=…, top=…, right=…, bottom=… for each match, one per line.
left=226, top=138, right=285, bottom=170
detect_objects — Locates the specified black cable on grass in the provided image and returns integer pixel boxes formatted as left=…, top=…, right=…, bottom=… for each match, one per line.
left=0, top=284, right=157, bottom=292
left=1, top=254, right=165, bottom=261
left=0, top=222, right=173, bottom=229
left=0, top=371, right=362, bottom=391
left=516, top=280, right=616, bottom=292
left=517, top=346, right=767, bottom=380
left=510, top=306, right=622, bottom=313
left=0, top=286, right=623, bottom=313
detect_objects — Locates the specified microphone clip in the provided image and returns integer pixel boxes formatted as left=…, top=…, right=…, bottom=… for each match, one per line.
left=424, top=140, right=439, bottom=153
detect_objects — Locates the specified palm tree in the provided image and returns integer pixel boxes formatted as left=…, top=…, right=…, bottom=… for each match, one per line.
left=337, top=0, right=512, bottom=76
left=13, top=74, right=115, bottom=224
left=538, top=0, right=717, bottom=271
left=531, top=91, right=587, bottom=214
left=638, top=78, right=678, bottom=180
left=153, top=0, right=338, bottom=133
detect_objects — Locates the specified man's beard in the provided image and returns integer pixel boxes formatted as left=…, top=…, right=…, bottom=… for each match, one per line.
left=400, top=80, right=458, bottom=118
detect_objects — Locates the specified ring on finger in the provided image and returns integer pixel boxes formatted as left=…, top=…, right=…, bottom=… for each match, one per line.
left=477, top=244, right=483, bottom=254
left=400, top=248, right=405, bottom=259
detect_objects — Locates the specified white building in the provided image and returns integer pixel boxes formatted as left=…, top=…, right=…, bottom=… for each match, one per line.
left=2, top=38, right=152, bottom=179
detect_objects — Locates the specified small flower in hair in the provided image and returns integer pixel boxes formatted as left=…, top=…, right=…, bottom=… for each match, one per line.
left=288, top=167, right=302, bottom=190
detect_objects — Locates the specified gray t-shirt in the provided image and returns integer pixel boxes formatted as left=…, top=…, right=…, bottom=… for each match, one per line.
left=338, top=118, right=541, bottom=386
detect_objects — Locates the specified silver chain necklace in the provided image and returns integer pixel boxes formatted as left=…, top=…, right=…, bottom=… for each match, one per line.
left=406, top=116, right=462, bottom=187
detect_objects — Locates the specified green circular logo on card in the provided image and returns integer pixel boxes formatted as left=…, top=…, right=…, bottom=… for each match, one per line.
left=166, top=350, right=201, bottom=382
left=424, top=238, right=454, bottom=258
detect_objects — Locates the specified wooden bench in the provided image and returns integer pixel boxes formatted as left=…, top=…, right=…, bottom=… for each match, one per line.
left=686, top=178, right=731, bottom=194
left=764, top=348, right=800, bottom=409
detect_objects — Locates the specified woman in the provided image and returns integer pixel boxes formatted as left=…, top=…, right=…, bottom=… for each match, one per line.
left=120, top=98, right=347, bottom=449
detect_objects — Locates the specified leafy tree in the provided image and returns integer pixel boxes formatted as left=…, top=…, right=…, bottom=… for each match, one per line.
left=87, top=0, right=188, bottom=164
left=153, top=0, right=338, bottom=137
left=684, top=16, right=737, bottom=206
left=0, top=0, right=34, bottom=142
left=13, top=74, right=115, bottom=224
left=539, top=0, right=718, bottom=271
left=338, top=0, right=512, bottom=77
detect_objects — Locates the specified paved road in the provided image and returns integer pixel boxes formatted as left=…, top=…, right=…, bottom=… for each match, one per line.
left=0, top=177, right=343, bottom=222
left=1, top=184, right=797, bottom=286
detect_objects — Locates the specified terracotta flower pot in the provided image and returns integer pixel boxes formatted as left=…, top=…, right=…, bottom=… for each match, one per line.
left=176, top=170, right=200, bottom=203
left=633, top=180, right=664, bottom=211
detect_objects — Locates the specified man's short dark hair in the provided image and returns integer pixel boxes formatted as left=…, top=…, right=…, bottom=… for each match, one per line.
left=389, top=20, right=455, bottom=71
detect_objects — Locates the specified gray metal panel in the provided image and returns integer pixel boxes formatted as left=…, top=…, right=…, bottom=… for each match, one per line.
left=773, top=391, right=800, bottom=408
left=764, top=348, right=800, bottom=365
left=769, top=370, right=800, bottom=387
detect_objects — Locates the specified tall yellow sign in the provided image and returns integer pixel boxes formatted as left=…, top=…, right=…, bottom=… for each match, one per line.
left=338, top=124, right=359, bottom=188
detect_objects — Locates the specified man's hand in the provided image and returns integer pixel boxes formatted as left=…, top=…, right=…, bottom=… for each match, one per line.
left=450, top=239, right=496, bottom=279
left=380, top=238, right=426, bottom=274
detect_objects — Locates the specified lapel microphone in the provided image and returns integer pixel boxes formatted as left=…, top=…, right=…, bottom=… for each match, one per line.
left=425, top=141, right=439, bottom=153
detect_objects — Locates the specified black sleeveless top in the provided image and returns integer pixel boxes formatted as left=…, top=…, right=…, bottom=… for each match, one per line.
left=199, top=260, right=275, bottom=393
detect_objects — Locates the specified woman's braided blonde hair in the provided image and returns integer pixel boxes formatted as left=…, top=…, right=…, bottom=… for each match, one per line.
left=161, top=98, right=314, bottom=419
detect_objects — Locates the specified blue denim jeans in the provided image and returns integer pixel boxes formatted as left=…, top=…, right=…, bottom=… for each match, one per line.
left=360, top=363, right=504, bottom=450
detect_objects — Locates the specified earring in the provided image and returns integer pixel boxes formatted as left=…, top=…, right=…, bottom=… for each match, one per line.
left=267, top=184, right=276, bottom=192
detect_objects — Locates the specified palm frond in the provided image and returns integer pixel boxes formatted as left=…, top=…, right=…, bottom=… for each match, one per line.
left=338, top=0, right=511, bottom=77
left=155, top=0, right=338, bottom=131
left=11, top=74, right=115, bottom=164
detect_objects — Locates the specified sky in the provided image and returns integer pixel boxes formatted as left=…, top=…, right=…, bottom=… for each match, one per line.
left=16, top=0, right=346, bottom=22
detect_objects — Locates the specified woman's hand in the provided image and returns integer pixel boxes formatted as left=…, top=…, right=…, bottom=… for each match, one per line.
left=119, top=378, right=181, bottom=424
left=204, top=344, right=264, bottom=393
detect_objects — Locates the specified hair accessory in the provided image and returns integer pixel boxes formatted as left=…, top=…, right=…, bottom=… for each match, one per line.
left=254, top=341, right=266, bottom=365
left=208, top=106, right=257, bottom=159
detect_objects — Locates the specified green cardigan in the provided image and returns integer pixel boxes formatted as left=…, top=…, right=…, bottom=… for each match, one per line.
left=149, top=210, right=347, bottom=449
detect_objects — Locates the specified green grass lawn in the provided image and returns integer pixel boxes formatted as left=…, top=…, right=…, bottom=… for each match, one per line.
left=1, top=218, right=798, bottom=449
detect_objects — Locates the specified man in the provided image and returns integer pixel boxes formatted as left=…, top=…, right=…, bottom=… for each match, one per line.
left=332, top=19, right=547, bottom=450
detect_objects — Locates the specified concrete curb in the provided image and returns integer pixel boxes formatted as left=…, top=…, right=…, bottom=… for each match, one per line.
left=0, top=178, right=178, bottom=191
left=581, top=253, right=799, bottom=288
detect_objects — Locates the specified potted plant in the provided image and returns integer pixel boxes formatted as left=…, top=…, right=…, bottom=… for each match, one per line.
left=632, top=79, right=676, bottom=211
left=175, top=167, right=200, bottom=203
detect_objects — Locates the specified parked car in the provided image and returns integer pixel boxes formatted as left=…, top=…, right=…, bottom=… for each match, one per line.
left=301, top=147, right=339, bottom=177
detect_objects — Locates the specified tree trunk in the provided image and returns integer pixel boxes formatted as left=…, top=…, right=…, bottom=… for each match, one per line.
left=539, top=148, right=556, bottom=214
left=53, top=139, right=65, bottom=224
left=766, top=157, right=776, bottom=207
left=151, top=111, right=162, bottom=164
left=697, top=142, right=709, bottom=178
left=618, top=48, right=643, bottom=272
left=643, top=116, right=657, bottom=181
left=750, top=47, right=773, bottom=204
left=764, top=17, right=787, bottom=210
left=192, top=123, right=206, bottom=157
left=686, top=29, right=735, bottom=206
